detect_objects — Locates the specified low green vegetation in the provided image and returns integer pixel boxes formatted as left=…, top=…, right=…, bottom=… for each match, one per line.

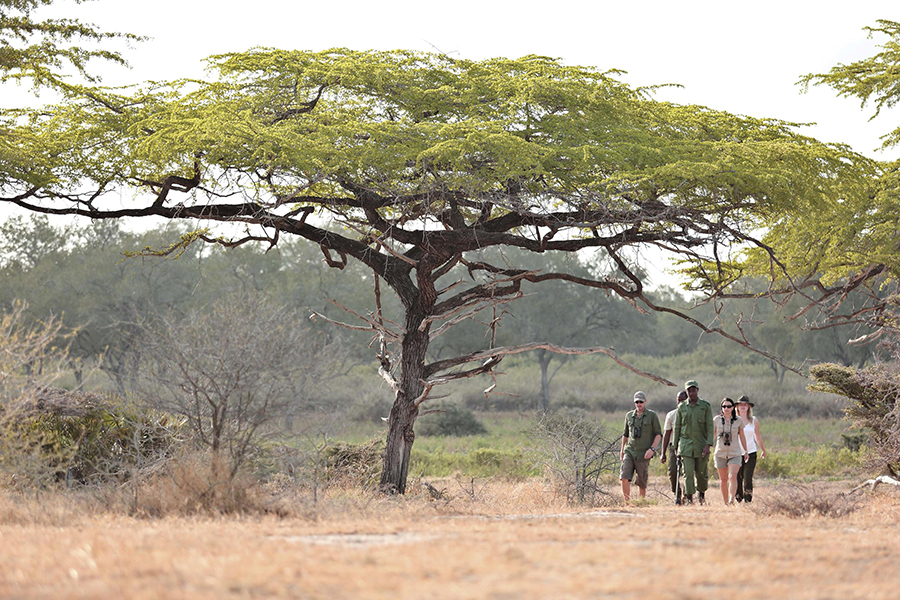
left=329, top=410, right=866, bottom=482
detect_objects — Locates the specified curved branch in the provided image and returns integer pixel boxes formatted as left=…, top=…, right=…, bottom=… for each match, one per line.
left=424, top=342, right=676, bottom=386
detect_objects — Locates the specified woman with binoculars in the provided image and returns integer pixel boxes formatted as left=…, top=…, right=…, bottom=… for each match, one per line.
left=713, top=398, right=749, bottom=505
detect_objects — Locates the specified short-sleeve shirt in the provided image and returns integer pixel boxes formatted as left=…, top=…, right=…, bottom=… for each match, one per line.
left=664, top=408, right=677, bottom=432
left=623, top=409, right=662, bottom=461
left=714, top=415, right=746, bottom=459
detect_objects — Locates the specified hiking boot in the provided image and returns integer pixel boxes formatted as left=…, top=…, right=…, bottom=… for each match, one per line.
left=698, top=492, right=706, bottom=505
left=744, top=493, right=752, bottom=503
left=735, top=494, right=743, bottom=503
left=684, top=494, right=693, bottom=505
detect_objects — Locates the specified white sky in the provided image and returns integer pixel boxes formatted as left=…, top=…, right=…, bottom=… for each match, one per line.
left=23, top=0, right=897, bottom=158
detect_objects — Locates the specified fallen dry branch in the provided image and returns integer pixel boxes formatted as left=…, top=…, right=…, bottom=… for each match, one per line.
left=849, top=475, right=900, bottom=494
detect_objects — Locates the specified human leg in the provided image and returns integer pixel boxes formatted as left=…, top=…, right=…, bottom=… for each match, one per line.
left=634, top=458, right=650, bottom=498
left=743, top=451, right=758, bottom=502
left=717, top=466, right=729, bottom=504
left=620, top=454, right=636, bottom=501
left=681, top=455, right=697, bottom=497
left=736, top=462, right=745, bottom=501
left=727, top=463, right=741, bottom=503
left=667, top=448, right=678, bottom=494
left=695, top=454, right=709, bottom=494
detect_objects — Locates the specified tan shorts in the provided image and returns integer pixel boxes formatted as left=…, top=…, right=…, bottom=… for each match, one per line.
left=715, top=455, right=742, bottom=469
left=620, top=454, right=650, bottom=487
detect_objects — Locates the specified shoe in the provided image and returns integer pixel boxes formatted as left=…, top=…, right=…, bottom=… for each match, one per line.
left=744, top=493, right=752, bottom=503
left=698, top=492, right=706, bottom=505
left=684, top=494, right=693, bottom=505
left=735, top=494, right=743, bottom=503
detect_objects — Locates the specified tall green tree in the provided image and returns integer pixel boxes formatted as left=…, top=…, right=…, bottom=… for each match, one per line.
left=0, top=50, right=871, bottom=493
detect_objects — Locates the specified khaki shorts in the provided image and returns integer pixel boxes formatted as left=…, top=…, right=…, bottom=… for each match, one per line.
left=715, top=455, right=742, bottom=469
left=620, top=454, right=650, bottom=487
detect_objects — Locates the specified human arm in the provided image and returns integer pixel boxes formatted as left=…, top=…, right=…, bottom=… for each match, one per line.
left=661, top=429, right=672, bottom=463
left=738, top=426, right=749, bottom=462
left=702, top=405, right=714, bottom=458
left=754, top=417, right=766, bottom=458
left=645, top=433, right=662, bottom=460
left=621, top=435, right=628, bottom=461
left=673, top=410, right=682, bottom=456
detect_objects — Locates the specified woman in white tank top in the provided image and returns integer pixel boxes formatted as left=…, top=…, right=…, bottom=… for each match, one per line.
left=735, top=395, right=767, bottom=503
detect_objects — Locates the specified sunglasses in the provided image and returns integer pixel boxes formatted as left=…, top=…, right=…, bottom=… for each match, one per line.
left=634, top=400, right=645, bottom=404
left=721, top=404, right=734, bottom=409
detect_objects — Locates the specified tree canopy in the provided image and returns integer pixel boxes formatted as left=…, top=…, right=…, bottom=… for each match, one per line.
left=0, top=49, right=875, bottom=492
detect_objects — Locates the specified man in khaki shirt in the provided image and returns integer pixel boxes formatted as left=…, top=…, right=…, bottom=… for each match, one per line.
left=620, top=391, right=662, bottom=501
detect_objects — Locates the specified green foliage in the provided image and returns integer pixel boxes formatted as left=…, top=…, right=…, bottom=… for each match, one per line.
left=417, top=404, right=488, bottom=437
left=809, top=361, right=900, bottom=473
left=753, top=453, right=790, bottom=478
left=410, top=446, right=532, bottom=479
left=0, top=0, right=139, bottom=88
left=799, top=20, right=900, bottom=150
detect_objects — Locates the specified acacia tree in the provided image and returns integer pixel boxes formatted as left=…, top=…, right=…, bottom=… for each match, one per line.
left=734, top=20, right=900, bottom=480
left=0, top=50, right=872, bottom=492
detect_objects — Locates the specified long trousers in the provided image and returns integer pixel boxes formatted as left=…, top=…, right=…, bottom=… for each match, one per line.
left=736, top=451, right=758, bottom=501
left=680, top=454, right=709, bottom=496
left=667, top=448, right=678, bottom=493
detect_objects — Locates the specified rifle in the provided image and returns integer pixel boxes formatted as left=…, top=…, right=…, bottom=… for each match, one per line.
left=675, top=455, right=684, bottom=505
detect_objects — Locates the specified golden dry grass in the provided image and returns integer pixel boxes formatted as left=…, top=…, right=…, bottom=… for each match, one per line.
left=1, top=479, right=899, bottom=599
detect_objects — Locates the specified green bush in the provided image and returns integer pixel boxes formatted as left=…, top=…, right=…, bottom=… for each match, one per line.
left=755, top=453, right=791, bottom=478
left=409, top=446, right=533, bottom=478
left=417, top=404, right=487, bottom=437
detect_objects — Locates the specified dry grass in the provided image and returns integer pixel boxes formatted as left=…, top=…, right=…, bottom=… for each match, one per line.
left=2, top=478, right=900, bottom=599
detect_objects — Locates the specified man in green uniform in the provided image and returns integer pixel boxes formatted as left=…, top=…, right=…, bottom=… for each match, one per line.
left=672, top=380, right=714, bottom=505
left=620, top=391, right=662, bottom=501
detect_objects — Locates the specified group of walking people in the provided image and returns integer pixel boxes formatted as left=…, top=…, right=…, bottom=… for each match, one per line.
left=619, top=380, right=766, bottom=505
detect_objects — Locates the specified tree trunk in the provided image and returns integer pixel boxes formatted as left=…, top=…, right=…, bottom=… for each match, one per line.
left=538, top=349, right=552, bottom=413
left=379, top=311, right=429, bottom=494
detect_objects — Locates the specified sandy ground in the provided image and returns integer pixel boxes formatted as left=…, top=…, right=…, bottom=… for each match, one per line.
left=2, top=480, right=899, bottom=599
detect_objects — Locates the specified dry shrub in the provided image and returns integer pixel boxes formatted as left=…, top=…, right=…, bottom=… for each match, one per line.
left=0, top=488, right=101, bottom=526
left=754, top=484, right=861, bottom=519
left=129, top=451, right=271, bottom=517
left=322, top=439, right=383, bottom=489
left=527, top=409, right=620, bottom=506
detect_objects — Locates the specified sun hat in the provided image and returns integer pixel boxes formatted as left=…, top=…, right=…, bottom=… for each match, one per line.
left=737, top=395, right=754, bottom=407
left=684, top=380, right=699, bottom=390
